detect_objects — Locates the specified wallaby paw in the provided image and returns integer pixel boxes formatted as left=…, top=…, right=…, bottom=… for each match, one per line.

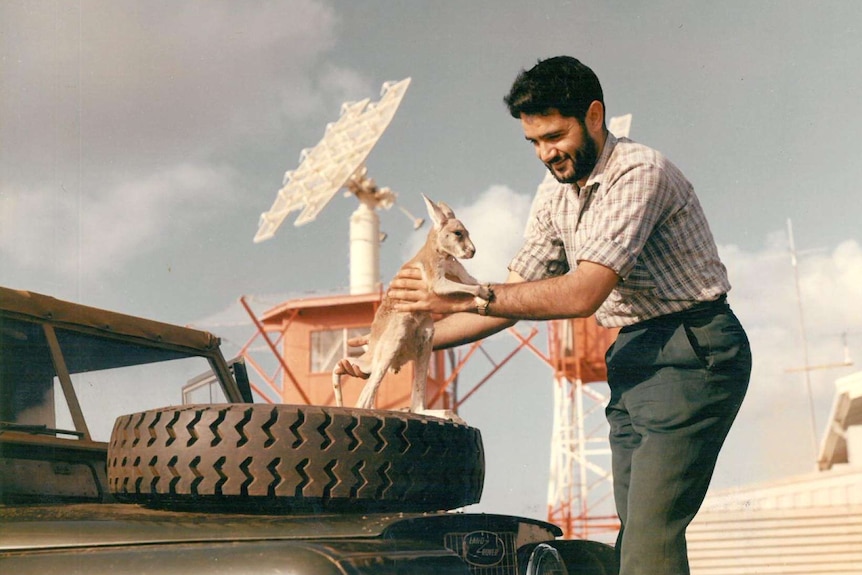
left=476, top=284, right=491, bottom=300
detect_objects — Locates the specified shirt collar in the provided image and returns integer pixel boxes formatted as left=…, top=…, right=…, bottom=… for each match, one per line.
left=580, top=131, right=618, bottom=192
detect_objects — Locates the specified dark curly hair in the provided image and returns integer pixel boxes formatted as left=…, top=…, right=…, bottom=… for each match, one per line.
left=504, top=56, right=604, bottom=123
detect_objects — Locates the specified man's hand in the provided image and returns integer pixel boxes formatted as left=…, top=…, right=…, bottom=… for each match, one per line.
left=333, top=334, right=370, bottom=379
left=388, top=266, right=476, bottom=314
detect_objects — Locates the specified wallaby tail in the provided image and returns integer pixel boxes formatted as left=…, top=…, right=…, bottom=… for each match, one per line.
left=332, top=371, right=344, bottom=407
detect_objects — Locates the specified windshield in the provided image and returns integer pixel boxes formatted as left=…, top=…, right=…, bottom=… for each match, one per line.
left=1, top=316, right=220, bottom=442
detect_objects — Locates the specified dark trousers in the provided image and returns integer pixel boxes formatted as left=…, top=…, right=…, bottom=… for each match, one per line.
left=605, top=299, right=751, bottom=575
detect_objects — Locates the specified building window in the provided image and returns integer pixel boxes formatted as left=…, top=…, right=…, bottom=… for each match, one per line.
left=310, top=327, right=368, bottom=373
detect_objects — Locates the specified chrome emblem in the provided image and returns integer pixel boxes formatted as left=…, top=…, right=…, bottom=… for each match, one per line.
left=462, top=530, right=505, bottom=566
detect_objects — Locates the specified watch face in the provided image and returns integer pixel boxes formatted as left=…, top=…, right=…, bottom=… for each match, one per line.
left=478, top=300, right=490, bottom=315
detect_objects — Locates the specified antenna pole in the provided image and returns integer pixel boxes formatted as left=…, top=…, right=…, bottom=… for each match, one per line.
left=787, top=218, right=819, bottom=460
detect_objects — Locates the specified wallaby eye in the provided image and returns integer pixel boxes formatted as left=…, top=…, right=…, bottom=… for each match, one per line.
left=454, top=231, right=463, bottom=238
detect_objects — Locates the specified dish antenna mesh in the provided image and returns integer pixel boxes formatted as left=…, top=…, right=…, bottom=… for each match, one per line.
left=255, top=78, right=421, bottom=294
left=254, top=78, right=412, bottom=243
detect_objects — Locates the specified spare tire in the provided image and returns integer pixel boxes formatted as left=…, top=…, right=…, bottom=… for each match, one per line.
left=107, top=404, right=484, bottom=512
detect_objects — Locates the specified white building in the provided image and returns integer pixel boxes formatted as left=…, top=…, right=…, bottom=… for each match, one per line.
left=687, top=371, right=862, bottom=575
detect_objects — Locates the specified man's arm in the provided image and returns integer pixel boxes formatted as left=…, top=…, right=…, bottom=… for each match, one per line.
left=390, top=260, right=619, bottom=322
left=428, top=270, right=524, bottom=350
left=334, top=270, right=523, bottom=379
left=335, top=262, right=618, bottom=378
left=485, top=260, right=619, bottom=320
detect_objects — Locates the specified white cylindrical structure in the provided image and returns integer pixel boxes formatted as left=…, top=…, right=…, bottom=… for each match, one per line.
left=349, top=203, right=381, bottom=294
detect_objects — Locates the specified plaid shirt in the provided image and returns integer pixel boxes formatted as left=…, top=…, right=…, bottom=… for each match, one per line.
left=509, top=133, right=730, bottom=327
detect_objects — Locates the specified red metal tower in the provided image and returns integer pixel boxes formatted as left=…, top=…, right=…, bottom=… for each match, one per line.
left=545, top=317, right=620, bottom=540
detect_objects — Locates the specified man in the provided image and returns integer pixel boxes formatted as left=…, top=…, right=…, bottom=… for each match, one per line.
left=341, top=56, right=751, bottom=575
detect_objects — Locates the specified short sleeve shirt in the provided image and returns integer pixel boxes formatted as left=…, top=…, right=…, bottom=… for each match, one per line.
left=509, top=133, right=730, bottom=328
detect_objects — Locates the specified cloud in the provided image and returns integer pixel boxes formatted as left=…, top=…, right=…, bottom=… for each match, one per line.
left=720, top=237, right=862, bottom=480
left=0, top=162, right=235, bottom=276
left=724, top=236, right=862, bottom=382
left=0, top=0, right=350, bottom=182
left=0, top=0, right=375, bottom=291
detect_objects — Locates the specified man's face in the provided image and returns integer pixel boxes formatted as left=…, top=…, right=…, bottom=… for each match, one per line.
left=520, top=110, right=598, bottom=185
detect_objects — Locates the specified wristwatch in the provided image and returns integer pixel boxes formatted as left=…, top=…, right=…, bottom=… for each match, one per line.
left=475, top=284, right=495, bottom=316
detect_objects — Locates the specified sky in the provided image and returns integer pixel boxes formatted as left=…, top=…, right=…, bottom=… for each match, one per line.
left=2, top=1, right=862, bottom=526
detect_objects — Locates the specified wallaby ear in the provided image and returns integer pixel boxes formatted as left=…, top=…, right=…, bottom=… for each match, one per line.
left=422, top=194, right=447, bottom=230
left=437, top=202, right=456, bottom=219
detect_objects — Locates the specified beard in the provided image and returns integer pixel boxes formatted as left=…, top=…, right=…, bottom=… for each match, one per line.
left=547, top=133, right=599, bottom=184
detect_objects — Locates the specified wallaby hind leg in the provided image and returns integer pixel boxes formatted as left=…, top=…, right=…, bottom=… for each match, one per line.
left=409, top=323, right=434, bottom=413
left=355, top=369, right=387, bottom=409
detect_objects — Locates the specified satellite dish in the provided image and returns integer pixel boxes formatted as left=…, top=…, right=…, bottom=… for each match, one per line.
left=254, top=78, right=413, bottom=242
left=254, top=78, right=422, bottom=294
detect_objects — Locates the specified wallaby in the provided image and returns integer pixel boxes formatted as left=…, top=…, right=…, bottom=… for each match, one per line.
left=332, top=194, right=490, bottom=418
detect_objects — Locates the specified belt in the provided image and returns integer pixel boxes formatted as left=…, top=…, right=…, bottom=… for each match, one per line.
left=624, top=295, right=729, bottom=331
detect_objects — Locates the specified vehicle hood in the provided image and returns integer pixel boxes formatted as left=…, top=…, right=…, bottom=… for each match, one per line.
left=0, top=503, right=416, bottom=551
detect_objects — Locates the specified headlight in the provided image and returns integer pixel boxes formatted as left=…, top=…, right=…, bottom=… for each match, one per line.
left=526, top=543, right=569, bottom=575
